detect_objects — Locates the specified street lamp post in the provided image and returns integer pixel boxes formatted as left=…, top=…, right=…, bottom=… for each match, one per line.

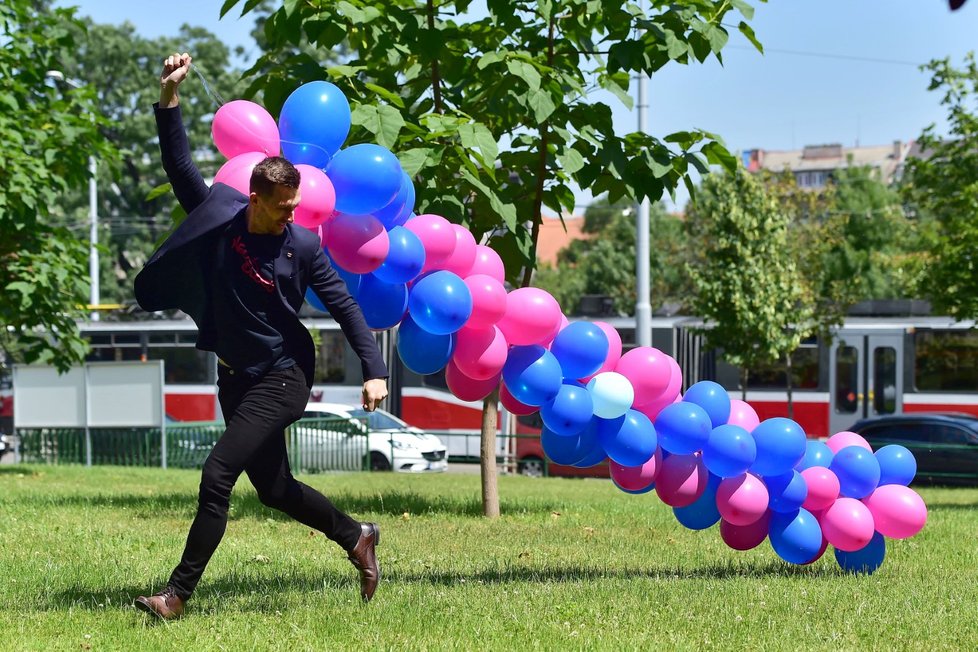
left=45, top=70, right=99, bottom=322
left=635, top=70, right=651, bottom=347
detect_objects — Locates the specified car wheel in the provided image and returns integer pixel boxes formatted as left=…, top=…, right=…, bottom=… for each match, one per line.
left=518, top=457, right=545, bottom=478
left=369, top=451, right=392, bottom=472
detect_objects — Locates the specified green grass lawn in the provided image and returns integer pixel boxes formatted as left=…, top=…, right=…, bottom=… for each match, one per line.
left=0, top=465, right=976, bottom=651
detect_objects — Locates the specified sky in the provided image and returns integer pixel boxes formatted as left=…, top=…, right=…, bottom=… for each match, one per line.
left=61, top=0, right=978, bottom=211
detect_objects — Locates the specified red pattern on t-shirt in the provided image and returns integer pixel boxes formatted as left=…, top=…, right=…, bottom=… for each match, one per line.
left=231, top=235, right=275, bottom=293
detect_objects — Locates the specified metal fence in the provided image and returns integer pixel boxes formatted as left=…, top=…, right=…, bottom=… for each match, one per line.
left=15, top=417, right=368, bottom=473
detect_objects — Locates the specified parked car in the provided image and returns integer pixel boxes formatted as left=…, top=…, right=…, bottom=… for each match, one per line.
left=850, top=413, right=978, bottom=486
left=0, top=429, right=17, bottom=459
left=301, top=402, right=448, bottom=473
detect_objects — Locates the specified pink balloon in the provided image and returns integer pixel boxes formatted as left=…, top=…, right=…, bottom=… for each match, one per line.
left=500, top=382, right=537, bottom=416
left=497, top=287, right=563, bottom=346
left=324, top=213, right=389, bottom=274
left=580, top=321, right=623, bottom=383
left=213, top=151, right=266, bottom=195
left=862, top=484, right=927, bottom=539
left=720, top=512, right=771, bottom=551
left=615, top=347, right=673, bottom=408
left=467, top=244, right=505, bottom=282
left=445, top=360, right=499, bottom=402
left=634, top=356, right=683, bottom=420
left=727, top=399, right=760, bottom=432
left=826, top=431, right=873, bottom=454
left=441, top=225, right=477, bottom=277
left=716, top=473, right=770, bottom=526
left=212, top=100, right=280, bottom=159
left=464, top=274, right=507, bottom=328
left=610, top=447, right=663, bottom=492
left=293, top=164, right=336, bottom=230
left=453, top=325, right=508, bottom=381
left=654, top=452, right=708, bottom=507
left=406, top=214, right=457, bottom=272
left=820, top=497, right=875, bottom=552
left=801, top=466, right=840, bottom=512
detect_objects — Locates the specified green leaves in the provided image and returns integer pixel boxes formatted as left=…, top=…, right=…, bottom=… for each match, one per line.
left=352, top=104, right=405, bottom=149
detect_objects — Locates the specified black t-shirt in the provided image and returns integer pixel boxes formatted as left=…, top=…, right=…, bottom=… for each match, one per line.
left=211, top=211, right=296, bottom=377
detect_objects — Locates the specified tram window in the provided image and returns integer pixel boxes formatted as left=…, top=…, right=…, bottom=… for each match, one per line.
left=873, top=347, right=897, bottom=414
left=147, top=347, right=211, bottom=383
left=313, top=330, right=347, bottom=383
left=86, top=346, right=143, bottom=362
left=914, top=330, right=978, bottom=392
left=744, top=344, right=819, bottom=390
left=835, top=346, right=858, bottom=414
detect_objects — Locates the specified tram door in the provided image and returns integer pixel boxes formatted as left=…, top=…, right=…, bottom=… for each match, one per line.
left=829, top=331, right=904, bottom=435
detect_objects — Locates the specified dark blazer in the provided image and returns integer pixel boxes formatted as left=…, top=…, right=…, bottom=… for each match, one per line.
left=134, top=104, right=387, bottom=386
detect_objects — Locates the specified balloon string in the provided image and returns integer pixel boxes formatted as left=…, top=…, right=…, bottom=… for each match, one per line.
left=192, top=65, right=226, bottom=109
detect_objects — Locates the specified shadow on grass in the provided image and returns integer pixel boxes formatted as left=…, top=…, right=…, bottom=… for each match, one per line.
left=42, top=559, right=838, bottom=615
left=0, top=466, right=41, bottom=476
left=20, top=489, right=560, bottom=520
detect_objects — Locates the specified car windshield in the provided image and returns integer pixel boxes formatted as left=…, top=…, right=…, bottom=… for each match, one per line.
left=349, top=408, right=407, bottom=431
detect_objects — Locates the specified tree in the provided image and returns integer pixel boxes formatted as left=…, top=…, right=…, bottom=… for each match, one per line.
left=53, top=20, right=243, bottom=307
left=685, top=166, right=810, bottom=407
left=225, top=0, right=760, bottom=516
left=902, top=53, right=978, bottom=320
left=0, top=1, right=118, bottom=370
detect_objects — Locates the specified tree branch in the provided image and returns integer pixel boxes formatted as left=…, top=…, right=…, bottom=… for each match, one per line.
left=426, top=0, right=443, bottom=114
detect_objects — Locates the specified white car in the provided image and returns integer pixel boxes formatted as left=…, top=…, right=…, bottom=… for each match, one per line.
left=297, top=402, right=448, bottom=473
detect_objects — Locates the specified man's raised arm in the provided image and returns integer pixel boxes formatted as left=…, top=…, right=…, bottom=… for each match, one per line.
left=155, top=52, right=209, bottom=213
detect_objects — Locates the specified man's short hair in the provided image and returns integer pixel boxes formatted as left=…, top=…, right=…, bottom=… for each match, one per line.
left=250, top=157, right=300, bottom=196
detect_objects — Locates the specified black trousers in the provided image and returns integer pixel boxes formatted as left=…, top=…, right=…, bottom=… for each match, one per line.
left=167, top=364, right=362, bottom=600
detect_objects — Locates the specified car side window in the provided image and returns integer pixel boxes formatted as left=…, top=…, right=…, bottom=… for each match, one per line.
left=862, top=423, right=931, bottom=443
left=935, top=425, right=972, bottom=445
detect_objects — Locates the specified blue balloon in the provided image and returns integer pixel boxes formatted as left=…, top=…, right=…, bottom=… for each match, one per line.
left=357, top=274, right=407, bottom=330
left=673, top=473, right=722, bottom=530
left=655, top=401, right=712, bottom=455
left=373, top=171, right=416, bottom=229
left=326, top=249, right=362, bottom=299
left=549, top=322, right=609, bottom=380
left=596, top=410, right=656, bottom=467
left=875, top=444, right=916, bottom=486
left=796, top=439, right=834, bottom=471
left=327, top=144, right=403, bottom=215
left=703, top=424, right=756, bottom=478
left=541, top=382, right=594, bottom=436
left=502, top=345, right=563, bottom=407
left=751, top=418, right=807, bottom=476
left=541, top=424, right=601, bottom=466
left=834, top=532, right=886, bottom=574
left=374, top=225, right=425, bottom=284
left=765, top=470, right=808, bottom=514
left=682, top=381, right=731, bottom=428
left=830, top=445, right=881, bottom=498
left=408, top=270, right=472, bottom=335
left=573, top=446, right=607, bottom=468
left=279, top=81, right=351, bottom=166
left=396, top=314, right=454, bottom=375
left=769, top=508, right=823, bottom=565
left=305, top=287, right=326, bottom=312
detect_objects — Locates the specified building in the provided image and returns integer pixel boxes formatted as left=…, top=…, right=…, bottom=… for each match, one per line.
left=742, top=140, right=912, bottom=189
left=536, top=214, right=590, bottom=266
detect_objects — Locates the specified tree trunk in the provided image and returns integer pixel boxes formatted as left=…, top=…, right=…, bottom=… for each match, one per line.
left=480, top=387, right=500, bottom=518
left=785, top=353, right=795, bottom=420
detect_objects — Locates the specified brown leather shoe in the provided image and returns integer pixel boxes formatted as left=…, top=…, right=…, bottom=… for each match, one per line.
left=347, top=522, right=380, bottom=603
left=134, top=586, right=185, bottom=620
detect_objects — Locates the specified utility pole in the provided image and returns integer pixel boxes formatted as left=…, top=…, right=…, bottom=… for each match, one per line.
left=635, top=69, right=651, bottom=347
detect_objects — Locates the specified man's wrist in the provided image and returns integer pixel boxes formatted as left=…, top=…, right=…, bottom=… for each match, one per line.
left=159, top=84, right=179, bottom=109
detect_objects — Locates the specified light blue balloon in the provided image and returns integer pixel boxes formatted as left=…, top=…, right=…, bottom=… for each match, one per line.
left=549, top=322, right=609, bottom=380
left=373, top=171, right=416, bottom=229
left=586, top=373, right=634, bottom=419
left=682, top=381, right=731, bottom=428
left=541, top=382, right=594, bottom=437
left=408, top=270, right=472, bottom=335
left=279, top=81, right=351, bottom=166
left=751, top=418, right=807, bottom=476
left=765, top=470, right=808, bottom=514
left=834, top=532, right=886, bottom=574
left=769, top=508, right=823, bottom=565
left=673, top=473, right=722, bottom=530
left=357, top=274, right=407, bottom=330
left=830, top=445, right=881, bottom=498
left=655, top=401, right=712, bottom=455
left=875, top=444, right=917, bottom=486
left=374, top=225, right=425, bottom=284
left=796, top=440, right=834, bottom=471
left=327, top=144, right=403, bottom=215
left=703, top=424, right=756, bottom=478
left=396, top=314, right=454, bottom=375
left=596, top=410, right=656, bottom=467
left=502, top=345, right=563, bottom=407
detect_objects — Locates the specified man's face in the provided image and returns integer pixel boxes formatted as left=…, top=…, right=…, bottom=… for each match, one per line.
left=250, top=184, right=301, bottom=234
